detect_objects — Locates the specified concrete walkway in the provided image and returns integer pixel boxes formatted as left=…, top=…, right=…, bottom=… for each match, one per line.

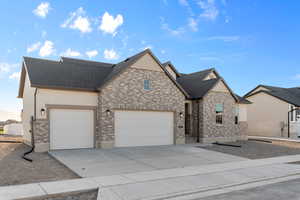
left=2, top=154, right=300, bottom=200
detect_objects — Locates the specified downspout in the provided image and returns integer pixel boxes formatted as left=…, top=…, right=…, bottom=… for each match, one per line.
left=288, top=110, right=290, bottom=138
left=197, top=100, right=200, bottom=143
left=22, top=88, right=37, bottom=162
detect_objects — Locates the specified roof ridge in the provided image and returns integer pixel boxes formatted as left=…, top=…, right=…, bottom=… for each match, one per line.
left=182, top=68, right=214, bottom=76
left=61, top=57, right=114, bottom=67
left=23, top=56, right=60, bottom=63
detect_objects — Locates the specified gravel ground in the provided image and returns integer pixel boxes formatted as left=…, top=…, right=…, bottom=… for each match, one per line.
left=0, top=143, right=78, bottom=186
left=200, top=140, right=300, bottom=159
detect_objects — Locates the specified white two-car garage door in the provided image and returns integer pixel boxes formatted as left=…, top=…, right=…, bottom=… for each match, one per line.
left=50, top=109, right=94, bottom=150
left=115, top=110, right=174, bottom=147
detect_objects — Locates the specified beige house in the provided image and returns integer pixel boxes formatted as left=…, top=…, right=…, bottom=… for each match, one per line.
left=18, top=49, right=249, bottom=152
left=245, top=85, right=300, bottom=138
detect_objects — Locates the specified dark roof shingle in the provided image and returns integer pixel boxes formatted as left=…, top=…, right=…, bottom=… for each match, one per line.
left=23, top=57, right=113, bottom=91
left=245, top=85, right=300, bottom=107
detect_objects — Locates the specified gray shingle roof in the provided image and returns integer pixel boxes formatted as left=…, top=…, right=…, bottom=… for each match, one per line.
left=21, top=49, right=239, bottom=102
left=23, top=57, right=113, bottom=91
left=235, top=94, right=251, bottom=104
left=245, top=85, right=300, bottom=107
left=176, top=68, right=218, bottom=99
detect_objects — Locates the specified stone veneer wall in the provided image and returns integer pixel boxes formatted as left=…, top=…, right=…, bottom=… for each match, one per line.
left=238, top=121, right=248, bottom=139
left=200, top=91, right=242, bottom=143
left=97, top=67, right=186, bottom=148
left=33, top=119, right=49, bottom=151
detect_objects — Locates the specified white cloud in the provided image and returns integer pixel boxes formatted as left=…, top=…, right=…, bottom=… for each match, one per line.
left=61, top=7, right=92, bottom=33
left=9, top=72, right=21, bottom=80
left=39, top=40, right=55, bottom=57
left=161, top=18, right=185, bottom=36
left=198, top=0, right=219, bottom=21
left=27, top=42, right=41, bottom=53
left=143, top=45, right=153, bottom=50
left=294, top=74, right=300, bottom=80
left=86, top=50, right=98, bottom=58
left=179, top=0, right=189, bottom=6
left=0, top=63, right=18, bottom=74
left=161, top=50, right=166, bottom=54
left=0, top=63, right=11, bottom=73
left=188, top=18, right=198, bottom=31
left=103, top=49, right=119, bottom=60
left=33, top=2, right=50, bottom=18
left=61, top=48, right=81, bottom=57
left=207, top=36, right=240, bottom=42
left=99, top=12, right=123, bottom=36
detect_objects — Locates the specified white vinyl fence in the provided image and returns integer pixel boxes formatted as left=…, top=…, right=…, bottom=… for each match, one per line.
left=3, top=123, right=23, bottom=135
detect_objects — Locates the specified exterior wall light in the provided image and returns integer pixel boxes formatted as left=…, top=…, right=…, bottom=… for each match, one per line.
left=179, top=112, right=184, bottom=118
left=40, top=108, right=46, bottom=116
left=105, top=109, right=111, bottom=115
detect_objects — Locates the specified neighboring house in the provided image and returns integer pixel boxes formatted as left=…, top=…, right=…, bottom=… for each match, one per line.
left=244, top=85, right=300, bottom=138
left=18, top=49, right=249, bottom=152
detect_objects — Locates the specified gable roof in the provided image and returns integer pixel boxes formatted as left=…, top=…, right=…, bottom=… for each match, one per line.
left=18, top=49, right=189, bottom=98
left=235, top=94, right=252, bottom=104
left=176, top=68, right=238, bottom=101
left=162, top=61, right=181, bottom=77
left=21, top=56, right=112, bottom=91
left=245, top=85, right=300, bottom=107
left=18, top=49, right=240, bottom=102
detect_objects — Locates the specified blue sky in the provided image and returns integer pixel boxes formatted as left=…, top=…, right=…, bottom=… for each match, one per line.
left=1, top=0, right=300, bottom=120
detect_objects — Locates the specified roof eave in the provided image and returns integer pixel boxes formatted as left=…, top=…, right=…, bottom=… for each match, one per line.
left=246, top=90, right=300, bottom=107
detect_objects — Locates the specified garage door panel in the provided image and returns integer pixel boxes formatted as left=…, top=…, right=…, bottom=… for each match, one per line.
left=115, top=111, right=173, bottom=147
left=50, top=109, right=94, bottom=150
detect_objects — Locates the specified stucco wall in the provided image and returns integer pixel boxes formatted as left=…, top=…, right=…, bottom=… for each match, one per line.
left=97, top=54, right=185, bottom=148
left=246, top=92, right=290, bottom=137
left=239, top=104, right=247, bottom=122
left=22, top=72, right=35, bottom=145
left=32, top=89, right=98, bottom=151
left=37, top=89, right=98, bottom=119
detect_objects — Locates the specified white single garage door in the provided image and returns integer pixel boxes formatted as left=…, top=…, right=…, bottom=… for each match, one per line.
left=50, top=109, right=94, bottom=150
left=115, top=110, right=174, bottom=147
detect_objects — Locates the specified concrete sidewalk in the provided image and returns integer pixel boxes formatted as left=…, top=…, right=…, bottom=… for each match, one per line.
left=2, top=154, right=300, bottom=200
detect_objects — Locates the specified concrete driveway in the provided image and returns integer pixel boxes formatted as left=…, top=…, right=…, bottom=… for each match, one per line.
left=50, top=145, right=247, bottom=177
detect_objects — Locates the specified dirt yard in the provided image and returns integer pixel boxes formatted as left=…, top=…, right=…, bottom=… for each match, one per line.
left=200, top=140, right=300, bottom=159
left=0, top=142, right=78, bottom=186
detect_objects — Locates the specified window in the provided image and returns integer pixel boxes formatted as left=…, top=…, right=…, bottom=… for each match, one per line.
left=144, top=80, right=150, bottom=90
left=215, top=103, right=223, bottom=124
left=235, top=106, right=239, bottom=124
